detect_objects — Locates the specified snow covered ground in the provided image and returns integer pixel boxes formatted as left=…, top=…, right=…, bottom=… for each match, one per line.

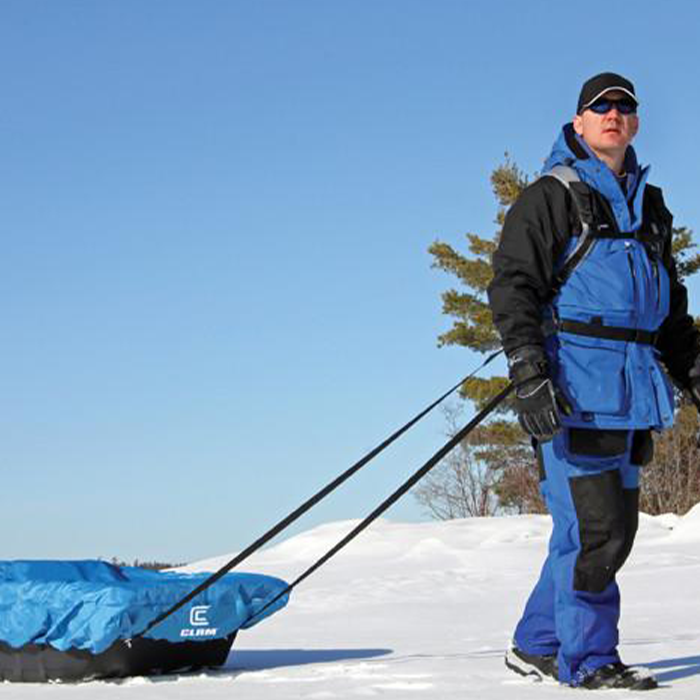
left=8, top=507, right=700, bottom=698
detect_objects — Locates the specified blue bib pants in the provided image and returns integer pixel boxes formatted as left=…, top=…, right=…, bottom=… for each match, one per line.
left=514, top=429, right=642, bottom=684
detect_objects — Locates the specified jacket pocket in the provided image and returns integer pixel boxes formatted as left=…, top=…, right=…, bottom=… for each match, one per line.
left=556, top=337, right=629, bottom=416
left=558, top=242, right=637, bottom=314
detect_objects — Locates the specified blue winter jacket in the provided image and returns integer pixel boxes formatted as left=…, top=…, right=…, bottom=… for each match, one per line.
left=489, top=124, right=699, bottom=430
left=545, top=127, right=674, bottom=429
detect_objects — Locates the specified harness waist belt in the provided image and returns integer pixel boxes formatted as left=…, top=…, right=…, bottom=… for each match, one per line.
left=555, top=318, right=658, bottom=344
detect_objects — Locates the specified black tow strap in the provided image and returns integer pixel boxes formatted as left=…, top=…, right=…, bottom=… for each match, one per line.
left=133, top=350, right=504, bottom=640
left=241, top=380, right=514, bottom=628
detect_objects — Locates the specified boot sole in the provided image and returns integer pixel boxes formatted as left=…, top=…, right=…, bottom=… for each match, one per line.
left=580, top=676, right=659, bottom=691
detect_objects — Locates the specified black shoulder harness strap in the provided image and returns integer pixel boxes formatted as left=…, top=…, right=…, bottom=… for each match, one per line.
left=638, top=184, right=673, bottom=262
left=543, top=166, right=671, bottom=301
left=543, top=165, right=600, bottom=299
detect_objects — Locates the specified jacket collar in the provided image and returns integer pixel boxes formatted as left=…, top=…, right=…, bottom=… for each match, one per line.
left=543, top=123, right=648, bottom=232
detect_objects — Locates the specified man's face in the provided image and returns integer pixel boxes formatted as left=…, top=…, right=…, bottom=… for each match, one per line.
left=573, top=89, right=639, bottom=162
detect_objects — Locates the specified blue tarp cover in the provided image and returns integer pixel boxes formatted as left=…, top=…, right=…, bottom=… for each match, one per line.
left=0, top=560, right=289, bottom=654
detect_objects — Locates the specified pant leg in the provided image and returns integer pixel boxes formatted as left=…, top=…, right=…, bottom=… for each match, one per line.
left=513, top=449, right=558, bottom=655
left=513, top=429, right=640, bottom=684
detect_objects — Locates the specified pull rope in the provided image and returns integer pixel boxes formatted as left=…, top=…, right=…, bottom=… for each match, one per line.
left=133, top=349, right=503, bottom=639
left=241, top=381, right=514, bottom=628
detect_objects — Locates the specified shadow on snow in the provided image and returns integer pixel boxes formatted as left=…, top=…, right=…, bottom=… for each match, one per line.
left=97, top=648, right=393, bottom=685
left=225, top=647, right=393, bottom=671
left=646, top=655, right=700, bottom=683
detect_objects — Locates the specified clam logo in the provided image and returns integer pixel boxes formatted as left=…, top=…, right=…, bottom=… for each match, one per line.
left=190, top=605, right=210, bottom=626
left=181, top=605, right=218, bottom=638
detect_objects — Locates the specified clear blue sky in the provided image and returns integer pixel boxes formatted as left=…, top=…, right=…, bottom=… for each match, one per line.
left=2, top=0, right=699, bottom=563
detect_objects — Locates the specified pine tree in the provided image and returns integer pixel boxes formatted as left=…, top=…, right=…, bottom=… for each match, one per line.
left=421, top=156, right=700, bottom=517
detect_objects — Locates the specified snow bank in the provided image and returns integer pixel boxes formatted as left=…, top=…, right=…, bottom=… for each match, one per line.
left=7, top=509, right=700, bottom=698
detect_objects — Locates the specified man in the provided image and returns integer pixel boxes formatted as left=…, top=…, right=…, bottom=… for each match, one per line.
left=487, top=72, right=700, bottom=690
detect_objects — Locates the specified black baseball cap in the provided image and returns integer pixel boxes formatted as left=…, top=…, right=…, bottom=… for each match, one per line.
left=577, top=72, right=638, bottom=114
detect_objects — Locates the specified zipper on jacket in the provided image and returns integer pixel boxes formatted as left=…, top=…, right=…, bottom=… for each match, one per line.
left=598, top=196, right=621, bottom=234
left=626, top=244, right=637, bottom=308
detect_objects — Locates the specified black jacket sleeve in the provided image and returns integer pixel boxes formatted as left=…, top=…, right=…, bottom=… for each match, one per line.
left=653, top=193, right=700, bottom=385
left=487, top=177, right=576, bottom=355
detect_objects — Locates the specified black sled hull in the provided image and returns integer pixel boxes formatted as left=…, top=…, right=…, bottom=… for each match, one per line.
left=0, top=633, right=236, bottom=682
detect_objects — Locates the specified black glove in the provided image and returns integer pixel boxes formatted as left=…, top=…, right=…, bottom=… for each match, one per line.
left=508, top=345, right=573, bottom=442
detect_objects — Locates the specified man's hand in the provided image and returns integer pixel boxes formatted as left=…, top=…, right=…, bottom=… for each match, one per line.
left=508, top=345, right=573, bottom=442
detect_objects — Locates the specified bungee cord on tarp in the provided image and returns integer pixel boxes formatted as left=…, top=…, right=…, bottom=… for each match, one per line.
left=132, top=349, right=509, bottom=641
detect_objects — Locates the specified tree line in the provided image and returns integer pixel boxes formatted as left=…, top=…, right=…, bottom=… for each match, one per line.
left=107, top=557, right=184, bottom=570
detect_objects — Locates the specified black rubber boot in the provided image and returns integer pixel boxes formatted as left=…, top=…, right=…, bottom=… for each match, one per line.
left=504, top=644, right=558, bottom=682
left=573, top=661, right=658, bottom=690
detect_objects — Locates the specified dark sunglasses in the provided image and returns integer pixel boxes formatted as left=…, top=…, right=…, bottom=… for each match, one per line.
left=587, top=97, right=637, bottom=115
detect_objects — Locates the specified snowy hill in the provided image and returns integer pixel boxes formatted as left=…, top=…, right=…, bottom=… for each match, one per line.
left=12, top=509, right=700, bottom=697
